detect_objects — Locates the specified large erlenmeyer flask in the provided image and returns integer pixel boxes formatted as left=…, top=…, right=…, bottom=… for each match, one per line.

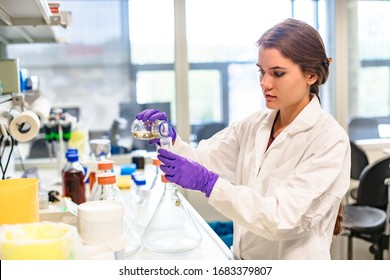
left=141, top=175, right=202, bottom=254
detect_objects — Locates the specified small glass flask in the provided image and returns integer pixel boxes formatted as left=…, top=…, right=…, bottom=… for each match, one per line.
left=131, top=119, right=170, bottom=140
left=141, top=175, right=202, bottom=254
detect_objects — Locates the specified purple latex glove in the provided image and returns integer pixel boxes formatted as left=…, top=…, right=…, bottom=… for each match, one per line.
left=136, top=109, right=176, bottom=145
left=157, top=149, right=219, bottom=197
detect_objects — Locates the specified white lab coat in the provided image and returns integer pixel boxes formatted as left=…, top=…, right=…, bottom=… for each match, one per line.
left=171, top=97, right=351, bottom=260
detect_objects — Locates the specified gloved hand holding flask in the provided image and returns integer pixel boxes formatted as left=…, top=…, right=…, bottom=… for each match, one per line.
left=136, top=109, right=176, bottom=145
left=157, top=148, right=219, bottom=197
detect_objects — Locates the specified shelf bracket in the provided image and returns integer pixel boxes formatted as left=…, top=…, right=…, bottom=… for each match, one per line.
left=35, top=0, right=52, bottom=25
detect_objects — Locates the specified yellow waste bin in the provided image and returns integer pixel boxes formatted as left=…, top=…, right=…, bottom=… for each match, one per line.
left=0, top=178, right=39, bottom=225
left=0, top=222, right=88, bottom=260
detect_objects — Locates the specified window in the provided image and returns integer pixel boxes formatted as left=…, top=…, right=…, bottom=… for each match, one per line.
left=347, top=0, right=390, bottom=140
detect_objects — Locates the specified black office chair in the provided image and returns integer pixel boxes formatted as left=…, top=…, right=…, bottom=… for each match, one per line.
left=342, top=156, right=390, bottom=260
left=348, top=117, right=380, bottom=141
left=195, top=122, right=227, bottom=142
left=349, top=141, right=370, bottom=201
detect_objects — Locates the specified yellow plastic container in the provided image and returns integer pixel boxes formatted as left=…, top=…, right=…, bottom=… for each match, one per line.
left=0, top=222, right=76, bottom=260
left=0, top=178, right=39, bottom=225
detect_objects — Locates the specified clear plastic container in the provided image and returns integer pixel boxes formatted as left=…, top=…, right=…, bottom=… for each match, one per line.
left=141, top=175, right=202, bottom=254
left=131, top=119, right=170, bottom=140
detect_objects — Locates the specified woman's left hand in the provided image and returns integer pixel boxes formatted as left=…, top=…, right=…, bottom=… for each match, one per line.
left=157, top=149, right=219, bottom=197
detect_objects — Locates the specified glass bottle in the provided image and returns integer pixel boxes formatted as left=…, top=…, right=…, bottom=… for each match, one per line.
left=131, top=119, right=170, bottom=140
left=141, top=175, right=202, bottom=254
left=62, top=152, right=86, bottom=205
left=89, top=139, right=111, bottom=161
left=90, top=172, right=121, bottom=202
left=132, top=173, right=148, bottom=205
left=91, top=172, right=141, bottom=257
left=88, top=159, right=115, bottom=200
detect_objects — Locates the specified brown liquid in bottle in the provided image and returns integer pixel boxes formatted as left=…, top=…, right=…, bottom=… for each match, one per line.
left=63, top=168, right=86, bottom=204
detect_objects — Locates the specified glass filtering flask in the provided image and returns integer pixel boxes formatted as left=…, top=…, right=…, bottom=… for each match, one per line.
left=131, top=119, right=170, bottom=140
left=141, top=175, right=202, bottom=254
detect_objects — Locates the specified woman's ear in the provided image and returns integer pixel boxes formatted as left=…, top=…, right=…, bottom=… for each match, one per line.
left=306, top=73, right=318, bottom=85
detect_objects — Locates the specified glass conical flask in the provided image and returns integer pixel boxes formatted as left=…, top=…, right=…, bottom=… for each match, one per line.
left=141, top=175, right=202, bottom=254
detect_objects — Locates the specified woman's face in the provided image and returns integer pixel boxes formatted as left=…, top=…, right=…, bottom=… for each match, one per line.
left=256, top=47, right=317, bottom=112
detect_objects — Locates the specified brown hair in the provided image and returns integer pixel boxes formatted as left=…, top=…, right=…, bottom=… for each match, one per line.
left=256, top=18, right=331, bottom=96
left=333, top=203, right=344, bottom=235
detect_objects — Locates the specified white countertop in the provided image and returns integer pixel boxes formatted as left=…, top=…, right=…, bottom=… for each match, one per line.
left=28, top=160, right=234, bottom=260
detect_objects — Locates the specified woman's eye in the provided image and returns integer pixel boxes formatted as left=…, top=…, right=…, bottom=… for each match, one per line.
left=274, top=71, right=285, bottom=77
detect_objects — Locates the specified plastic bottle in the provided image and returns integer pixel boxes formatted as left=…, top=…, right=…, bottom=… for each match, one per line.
left=62, top=152, right=86, bottom=205
left=131, top=119, right=170, bottom=140
left=141, top=175, right=202, bottom=254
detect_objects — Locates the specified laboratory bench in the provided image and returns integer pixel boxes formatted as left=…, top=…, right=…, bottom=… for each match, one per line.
left=10, top=154, right=234, bottom=260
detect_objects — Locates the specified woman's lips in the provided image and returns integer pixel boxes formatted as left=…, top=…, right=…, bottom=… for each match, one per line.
left=264, top=94, right=277, bottom=101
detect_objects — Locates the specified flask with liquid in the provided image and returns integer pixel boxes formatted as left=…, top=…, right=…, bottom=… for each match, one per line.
left=62, top=151, right=86, bottom=204
left=131, top=119, right=170, bottom=140
left=141, top=175, right=202, bottom=253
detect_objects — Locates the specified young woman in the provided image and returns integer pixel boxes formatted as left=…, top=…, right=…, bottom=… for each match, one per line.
left=136, top=18, right=350, bottom=260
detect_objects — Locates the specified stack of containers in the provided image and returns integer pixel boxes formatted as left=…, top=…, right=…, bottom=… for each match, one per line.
left=78, top=200, right=126, bottom=260
left=88, top=171, right=141, bottom=258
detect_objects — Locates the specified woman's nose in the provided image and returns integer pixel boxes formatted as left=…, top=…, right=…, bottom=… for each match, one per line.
left=260, top=74, right=272, bottom=91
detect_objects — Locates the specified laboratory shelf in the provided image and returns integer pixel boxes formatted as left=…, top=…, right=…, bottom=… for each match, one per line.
left=0, top=0, right=70, bottom=44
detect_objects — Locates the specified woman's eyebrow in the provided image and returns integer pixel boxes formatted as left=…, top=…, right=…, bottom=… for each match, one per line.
left=256, top=63, right=287, bottom=70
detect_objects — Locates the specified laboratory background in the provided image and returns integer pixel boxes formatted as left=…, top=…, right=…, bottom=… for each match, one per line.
left=0, top=0, right=390, bottom=261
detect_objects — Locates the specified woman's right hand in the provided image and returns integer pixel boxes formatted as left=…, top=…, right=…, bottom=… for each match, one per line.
left=135, top=109, right=177, bottom=144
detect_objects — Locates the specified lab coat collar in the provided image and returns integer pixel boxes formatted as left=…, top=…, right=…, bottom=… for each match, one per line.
left=261, top=95, right=322, bottom=135
left=254, top=97, right=322, bottom=172
left=287, top=96, right=322, bottom=135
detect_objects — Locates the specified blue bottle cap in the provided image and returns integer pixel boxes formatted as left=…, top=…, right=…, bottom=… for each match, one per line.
left=67, top=153, right=79, bottom=162
left=65, top=148, right=78, bottom=160
left=132, top=173, right=146, bottom=186
left=120, top=163, right=137, bottom=175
